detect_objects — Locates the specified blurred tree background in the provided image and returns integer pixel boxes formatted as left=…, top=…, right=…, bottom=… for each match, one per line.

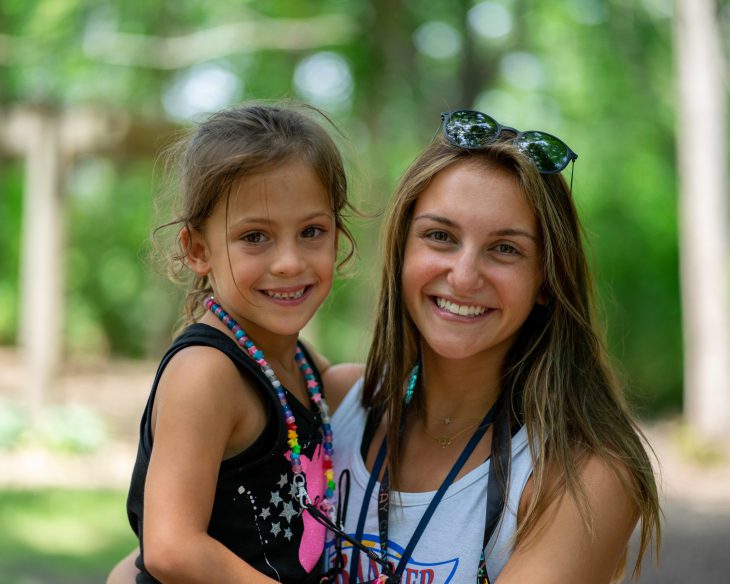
left=1, top=0, right=728, bottom=417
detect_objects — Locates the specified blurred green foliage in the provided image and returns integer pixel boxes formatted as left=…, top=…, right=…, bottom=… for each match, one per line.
left=0, top=489, right=136, bottom=583
left=0, top=395, right=108, bottom=453
left=2, top=0, right=728, bottom=415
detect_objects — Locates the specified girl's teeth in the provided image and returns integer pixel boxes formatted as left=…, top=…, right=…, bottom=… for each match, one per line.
left=435, top=297, right=487, bottom=317
left=267, top=288, right=305, bottom=300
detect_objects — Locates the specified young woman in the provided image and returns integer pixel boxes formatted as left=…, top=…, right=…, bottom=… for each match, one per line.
left=320, top=110, right=660, bottom=583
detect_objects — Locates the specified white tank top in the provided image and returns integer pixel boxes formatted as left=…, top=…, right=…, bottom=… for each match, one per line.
left=323, top=378, right=535, bottom=584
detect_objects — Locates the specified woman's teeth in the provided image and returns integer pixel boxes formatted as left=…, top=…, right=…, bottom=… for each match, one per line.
left=435, top=297, right=487, bottom=317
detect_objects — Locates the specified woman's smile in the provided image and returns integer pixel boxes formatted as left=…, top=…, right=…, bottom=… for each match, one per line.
left=431, top=295, right=492, bottom=320
left=402, top=159, right=544, bottom=362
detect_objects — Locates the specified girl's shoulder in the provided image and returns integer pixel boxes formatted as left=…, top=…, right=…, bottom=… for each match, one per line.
left=153, top=343, right=269, bottom=457
left=157, top=343, right=264, bottom=413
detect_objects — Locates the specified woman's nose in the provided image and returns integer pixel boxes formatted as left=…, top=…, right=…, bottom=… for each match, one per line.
left=446, top=250, right=484, bottom=293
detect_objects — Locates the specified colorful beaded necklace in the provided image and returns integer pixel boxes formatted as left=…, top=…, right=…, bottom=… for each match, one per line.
left=204, top=296, right=335, bottom=513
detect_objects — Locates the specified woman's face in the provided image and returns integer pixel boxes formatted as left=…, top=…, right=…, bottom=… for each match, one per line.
left=402, top=160, right=544, bottom=364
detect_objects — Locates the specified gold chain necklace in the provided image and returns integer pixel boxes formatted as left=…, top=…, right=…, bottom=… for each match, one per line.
left=422, top=421, right=480, bottom=448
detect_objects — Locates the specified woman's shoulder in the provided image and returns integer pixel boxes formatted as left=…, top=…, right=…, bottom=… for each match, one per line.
left=505, top=451, right=639, bottom=584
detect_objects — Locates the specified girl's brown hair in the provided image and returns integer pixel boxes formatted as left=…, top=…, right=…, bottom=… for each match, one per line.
left=155, top=102, right=355, bottom=324
left=363, top=135, right=660, bottom=579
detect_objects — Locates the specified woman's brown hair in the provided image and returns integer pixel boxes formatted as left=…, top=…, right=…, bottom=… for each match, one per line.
left=363, top=135, right=660, bottom=579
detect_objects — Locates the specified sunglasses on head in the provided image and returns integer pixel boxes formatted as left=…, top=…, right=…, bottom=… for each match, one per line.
left=440, top=110, right=578, bottom=174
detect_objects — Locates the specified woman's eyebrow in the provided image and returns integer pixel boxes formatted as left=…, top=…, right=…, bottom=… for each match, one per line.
left=412, top=213, right=458, bottom=228
left=489, top=228, right=537, bottom=241
left=413, top=215, right=537, bottom=242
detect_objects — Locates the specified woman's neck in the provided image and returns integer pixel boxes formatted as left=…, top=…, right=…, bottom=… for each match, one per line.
left=417, top=348, right=503, bottom=425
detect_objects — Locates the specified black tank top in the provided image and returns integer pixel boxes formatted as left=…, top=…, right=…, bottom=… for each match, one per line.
left=126, top=323, right=325, bottom=583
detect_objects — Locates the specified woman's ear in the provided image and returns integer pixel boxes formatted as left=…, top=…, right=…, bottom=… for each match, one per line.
left=180, top=225, right=210, bottom=276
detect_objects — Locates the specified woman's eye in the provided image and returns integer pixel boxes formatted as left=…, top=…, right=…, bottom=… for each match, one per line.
left=242, top=232, right=267, bottom=244
left=302, top=226, right=324, bottom=238
left=494, top=243, right=519, bottom=255
left=426, top=230, right=451, bottom=243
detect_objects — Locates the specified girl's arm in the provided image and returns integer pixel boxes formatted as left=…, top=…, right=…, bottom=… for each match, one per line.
left=142, top=346, right=280, bottom=584
left=496, top=455, right=638, bottom=584
left=106, top=549, right=139, bottom=584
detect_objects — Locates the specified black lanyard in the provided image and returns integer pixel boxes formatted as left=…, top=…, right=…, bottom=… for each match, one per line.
left=350, top=401, right=500, bottom=583
left=476, top=414, right=511, bottom=584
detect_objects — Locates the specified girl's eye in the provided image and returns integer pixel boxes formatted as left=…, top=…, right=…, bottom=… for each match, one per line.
left=302, top=226, right=324, bottom=239
left=242, top=231, right=268, bottom=244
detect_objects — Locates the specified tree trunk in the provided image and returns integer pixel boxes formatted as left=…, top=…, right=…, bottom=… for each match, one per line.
left=17, top=109, right=65, bottom=423
left=674, top=0, right=730, bottom=440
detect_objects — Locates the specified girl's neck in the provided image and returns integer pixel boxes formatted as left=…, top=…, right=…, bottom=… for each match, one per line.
left=417, top=347, right=503, bottom=424
left=200, top=311, right=300, bottom=375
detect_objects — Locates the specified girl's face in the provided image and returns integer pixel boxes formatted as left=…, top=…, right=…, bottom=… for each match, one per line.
left=189, top=160, right=337, bottom=345
left=402, top=160, right=544, bottom=364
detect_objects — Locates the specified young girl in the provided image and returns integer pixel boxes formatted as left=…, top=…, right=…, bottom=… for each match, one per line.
left=321, top=110, right=661, bottom=583
left=119, top=103, right=357, bottom=583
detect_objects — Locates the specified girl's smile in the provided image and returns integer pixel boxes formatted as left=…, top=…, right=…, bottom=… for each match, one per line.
left=186, top=159, right=337, bottom=349
left=260, top=284, right=313, bottom=304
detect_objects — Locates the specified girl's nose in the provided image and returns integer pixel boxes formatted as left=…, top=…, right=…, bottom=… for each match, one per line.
left=446, top=250, right=484, bottom=293
left=270, top=241, right=306, bottom=276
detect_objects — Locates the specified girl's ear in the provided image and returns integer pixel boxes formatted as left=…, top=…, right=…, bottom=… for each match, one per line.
left=181, top=226, right=210, bottom=276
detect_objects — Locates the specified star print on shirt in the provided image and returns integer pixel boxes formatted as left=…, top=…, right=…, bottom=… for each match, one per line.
left=271, top=522, right=281, bottom=537
left=259, top=507, right=271, bottom=520
left=284, top=528, right=293, bottom=541
left=288, top=481, right=299, bottom=499
left=280, top=500, right=297, bottom=524
left=277, top=473, right=288, bottom=488
left=270, top=490, right=283, bottom=508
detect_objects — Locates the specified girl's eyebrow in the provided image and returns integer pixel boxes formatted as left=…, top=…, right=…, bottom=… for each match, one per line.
left=413, top=214, right=537, bottom=241
left=231, top=211, right=333, bottom=225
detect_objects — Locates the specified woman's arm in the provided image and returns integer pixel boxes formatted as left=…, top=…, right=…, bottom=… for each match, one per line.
left=142, top=346, right=280, bottom=583
left=322, top=363, right=365, bottom=414
left=106, top=549, right=139, bottom=584
left=297, top=339, right=364, bottom=415
left=496, top=455, right=638, bottom=584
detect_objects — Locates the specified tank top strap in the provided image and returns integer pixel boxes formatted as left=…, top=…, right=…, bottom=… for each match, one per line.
left=140, top=323, right=278, bottom=452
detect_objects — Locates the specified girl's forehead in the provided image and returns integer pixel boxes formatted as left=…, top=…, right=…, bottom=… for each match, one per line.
left=220, top=163, right=333, bottom=223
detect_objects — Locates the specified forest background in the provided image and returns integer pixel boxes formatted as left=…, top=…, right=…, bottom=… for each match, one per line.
left=0, top=1, right=729, bottom=582
left=1, top=0, right=704, bottom=410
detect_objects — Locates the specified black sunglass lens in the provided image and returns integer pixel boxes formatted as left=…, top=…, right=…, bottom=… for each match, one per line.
left=444, top=111, right=500, bottom=149
left=515, top=131, right=571, bottom=173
